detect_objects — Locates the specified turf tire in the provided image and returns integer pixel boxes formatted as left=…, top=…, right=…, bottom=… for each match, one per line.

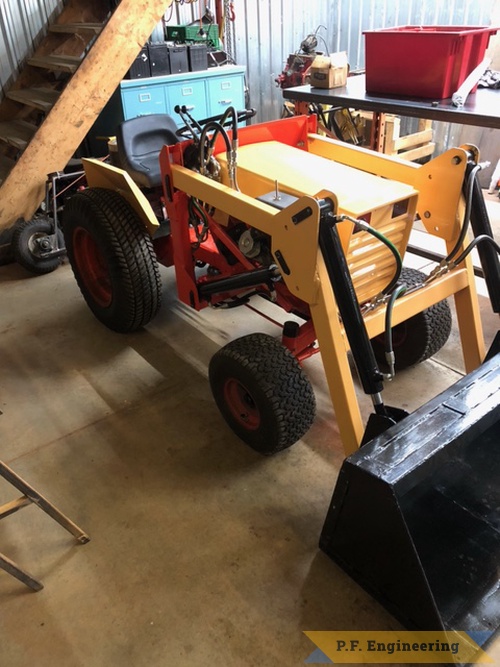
left=372, top=267, right=452, bottom=370
left=63, top=188, right=161, bottom=332
left=209, top=333, right=316, bottom=455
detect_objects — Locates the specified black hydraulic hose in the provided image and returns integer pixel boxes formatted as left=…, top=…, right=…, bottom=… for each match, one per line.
left=217, top=106, right=240, bottom=190
left=198, top=121, right=231, bottom=176
left=218, top=106, right=238, bottom=141
left=451, top=234, right=500, bottom=267
left=201, top=121, right=231, bottom=152
left=445, top=163, right=481, bottom=262
left=467, top=164, right=500, bottom=313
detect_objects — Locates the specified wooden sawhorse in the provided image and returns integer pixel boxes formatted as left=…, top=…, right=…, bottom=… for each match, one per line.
left=0, top=460, right=90, bottom=591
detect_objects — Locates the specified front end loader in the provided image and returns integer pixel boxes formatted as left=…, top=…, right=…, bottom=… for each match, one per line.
left=62, top=110, right=500, bottom=647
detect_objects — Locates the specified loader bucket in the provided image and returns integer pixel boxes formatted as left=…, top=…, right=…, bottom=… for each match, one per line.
left=320, top=352, right=500, bottom=642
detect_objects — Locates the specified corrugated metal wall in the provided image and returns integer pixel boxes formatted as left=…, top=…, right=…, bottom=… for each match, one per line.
left=0, top=0, right=63, bottom=98
left=166, top=0, right=496, bottom=127
left=1, top=0, right=498, bottom=176
left=227, top=0, right=496, bottom=123
left=2, top=0, right=496, bottom=118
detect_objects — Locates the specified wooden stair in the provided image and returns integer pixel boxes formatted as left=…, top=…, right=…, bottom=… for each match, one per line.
left=49, top=22, right=103, bottom=36
left=0, top=121, right=37, bottom=151
left=27, top=54, right=83, bottom=74
left=6, top=88, right=60, bottom=113
left=0, top=0, right=174, bottom=237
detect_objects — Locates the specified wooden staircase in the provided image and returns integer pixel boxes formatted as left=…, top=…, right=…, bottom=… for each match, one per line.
left=0, top=0, right=173, bottom=240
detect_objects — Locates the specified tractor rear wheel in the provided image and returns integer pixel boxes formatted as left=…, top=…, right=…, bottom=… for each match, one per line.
left=209, top=333, right=316, bottom=455
left=63, top=188, right=161, bottom=332
left=372, top=267, right=452, bottom=370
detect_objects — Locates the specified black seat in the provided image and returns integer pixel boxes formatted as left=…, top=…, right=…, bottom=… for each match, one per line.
left=116, top=114, right=179, bottom=188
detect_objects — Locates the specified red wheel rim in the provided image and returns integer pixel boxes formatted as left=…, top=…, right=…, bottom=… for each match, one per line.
left=223, top=378, right=261, bottom=430
left=73, top=227, right=112, bottom=308
left=374, top=322, right=408, bottom=349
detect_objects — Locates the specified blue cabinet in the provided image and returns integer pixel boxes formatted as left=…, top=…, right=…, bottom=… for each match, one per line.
left=119, top=66, right=246, bottom=127
left=121, top=86, right=167, bottom=117
left=164, top=79, right=208, bottom=119
left=207, top=71, right=245, bottom=116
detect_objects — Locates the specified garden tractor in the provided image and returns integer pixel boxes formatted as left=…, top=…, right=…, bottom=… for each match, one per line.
left=62, top=109, right=500, bottom=646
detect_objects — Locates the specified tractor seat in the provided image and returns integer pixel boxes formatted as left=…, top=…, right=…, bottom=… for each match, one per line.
left=116, top=114, right=179, bottom=188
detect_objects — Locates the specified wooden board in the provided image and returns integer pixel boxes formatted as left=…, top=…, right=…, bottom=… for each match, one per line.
left=0, top=121, right=37, bottom=150
left=6, top=88, right=60, bottom=113
left=49, top=23, right=103, bottom=35
left=27, top=55, right=82, bottom=74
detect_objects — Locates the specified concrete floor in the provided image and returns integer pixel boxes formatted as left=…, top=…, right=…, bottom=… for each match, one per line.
left=0, top=195, right=499, bottom=666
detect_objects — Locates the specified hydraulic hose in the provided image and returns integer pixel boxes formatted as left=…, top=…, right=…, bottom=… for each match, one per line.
left=216, top=106, right=240, bottom=191
left=335, top=215, right=403, bottom=295
left=445, top=163, right=481, bottom=262
left=383, top=284, right=407, bottom=379
left=198, top=121, right=231, bottom=178
left=218, top=106, right=238, bottom=142
left=450, top=234, right=500, bottom=267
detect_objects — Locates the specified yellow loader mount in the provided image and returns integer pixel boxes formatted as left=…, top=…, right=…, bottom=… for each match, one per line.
left=62, top=111, right=500, bottom=648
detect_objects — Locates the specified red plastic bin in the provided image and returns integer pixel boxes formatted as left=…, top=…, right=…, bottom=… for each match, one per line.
left=363, top=25, right=499, bottom=99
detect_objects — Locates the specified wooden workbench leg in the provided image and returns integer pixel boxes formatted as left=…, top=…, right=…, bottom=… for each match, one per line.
left=0, top=462, right=90, bottom=545
left=294, top=100, right=310, bottom=116
left=370, top=112, right=386, bottom=152
left=0, top=552, right=43, bottom=592
left=310, top=263, right=365, bottom=456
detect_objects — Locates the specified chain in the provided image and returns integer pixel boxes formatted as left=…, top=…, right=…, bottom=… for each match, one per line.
left=223, top=0, right=236, bottom=62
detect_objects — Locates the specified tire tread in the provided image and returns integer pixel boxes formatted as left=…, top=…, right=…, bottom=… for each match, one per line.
left=209, top=333, right=316, bottom=455
left=64, top=188, right=161, bottom=332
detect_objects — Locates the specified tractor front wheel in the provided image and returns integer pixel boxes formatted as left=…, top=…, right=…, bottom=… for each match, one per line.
left=209, top=333, right=316, bottom=455
left=63, top=188, right=161, bottom=332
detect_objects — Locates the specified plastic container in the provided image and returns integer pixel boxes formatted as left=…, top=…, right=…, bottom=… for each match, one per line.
left=363, top=25, right=499, bottom=99
left=166, top=24, right=219, bottom=48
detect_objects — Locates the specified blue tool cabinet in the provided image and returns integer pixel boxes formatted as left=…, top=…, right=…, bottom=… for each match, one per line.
left=119, top=65, right=246, bottom=126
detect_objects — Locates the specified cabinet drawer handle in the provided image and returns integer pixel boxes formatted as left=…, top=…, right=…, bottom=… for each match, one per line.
left=219, top=99, right=232, bottom=104
left=139, top=93, right=152, bottom=102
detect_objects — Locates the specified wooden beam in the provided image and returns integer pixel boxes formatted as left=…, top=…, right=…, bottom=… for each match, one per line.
left=0, top=0, right=173, bottom=231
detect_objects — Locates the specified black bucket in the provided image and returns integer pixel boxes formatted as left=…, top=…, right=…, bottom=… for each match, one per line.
left=320, top=353, right=500, bottom=644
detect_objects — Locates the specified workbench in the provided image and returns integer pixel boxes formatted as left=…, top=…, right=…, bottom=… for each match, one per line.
left=283, top=73, right=500, bottom=150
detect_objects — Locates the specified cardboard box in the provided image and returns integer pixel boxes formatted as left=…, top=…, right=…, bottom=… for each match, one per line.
left=309, top=52, right=348, bottom=89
